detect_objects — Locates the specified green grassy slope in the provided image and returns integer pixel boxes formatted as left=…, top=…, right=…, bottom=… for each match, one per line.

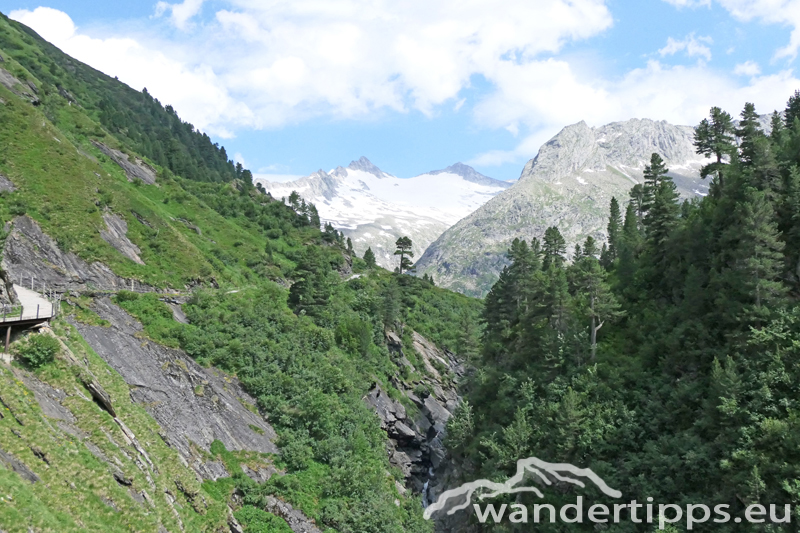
left=0, top=12, right=483, bottom=533
left=0, top=322, right=234, bottom=532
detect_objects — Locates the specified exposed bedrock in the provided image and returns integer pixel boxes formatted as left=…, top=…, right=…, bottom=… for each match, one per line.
left=72, top=297, right=278, bottom=480
left=365, top=330, right=467, bottom=524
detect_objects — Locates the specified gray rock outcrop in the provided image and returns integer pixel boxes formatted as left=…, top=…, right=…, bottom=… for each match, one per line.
left=0, top=447, right=40, bottom=484
left=427, top=162, right=512, bottom=188
left=72, top=297, right=278, bottom=480
left=364, top=331, right=465, bottom=507
left=2, top=215, right=137, bottom=293
left=263, top=496, right=323, bottom=533
left=0, top=67, right=39, bottom=105
left=91, top=141, right=157, bottom=185
left=0, top=173, right=16, bottom=193
left=100, top=212, right=145, bottom=265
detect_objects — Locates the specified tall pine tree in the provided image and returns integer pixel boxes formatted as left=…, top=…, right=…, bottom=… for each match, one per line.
left=694, top=106, right=735, bottom=188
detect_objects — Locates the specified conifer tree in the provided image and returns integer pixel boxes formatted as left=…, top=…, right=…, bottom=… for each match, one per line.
left=736, top=190, right=787, bottom=318
left=629, top=184, right=646, bottom=222
left=770, top=111, right=785, bottom=144
left=716, top=189, right=787, bottom=326
left=736, top=102, right=764, bottom=168
left=307, top=203, right=321, bottom=228
left=506, top=239, right=538, bottom=314
left=288, top=246, right=335, bottom=315
left=483, top=265, right=515, bottom=360
left=572, top=256, right=623, bottom=360
left=644, top=173, right=680, bottom=240
left=582, top=236, right=598, bottom=258
left=363, top=247, right=376, bottom=268
left=606, top=196, right=622, bottom=261
left=642, top=153, right=669, bottom=214
left=643, top=171, right=680, bottom=281
left=600, top=242, right=611, bottom=269
left=616, top=202, right=642, bottom=291
left=288, top=190, right=301, bottom=210
left=780, top=167, right=800, bottom=285
left=694, top=106, right=735, bottom=188
left=394, top=236, right=415, bottom=274
left=573, top=243, right=582, bottom=262
left=543, top=227, right=567, bottom=270
left=784, top=90, right=800, bottom=127
left=749, top=135, right=782, bottom=201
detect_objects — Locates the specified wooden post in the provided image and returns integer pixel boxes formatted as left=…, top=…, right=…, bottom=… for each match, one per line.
left=4, top=326, right=10, bottom=354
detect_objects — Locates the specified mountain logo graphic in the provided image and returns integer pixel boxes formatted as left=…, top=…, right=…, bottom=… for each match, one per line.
left=423, top=457, right=622, bottom=520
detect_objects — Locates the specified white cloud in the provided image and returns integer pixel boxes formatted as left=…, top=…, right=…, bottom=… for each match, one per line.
left=11, top=1, right=614, bottom=132
left=714, top=0, right=800, bottom=57
left=9, top=7, right=248, bottom=137
left=661, top=0, right=711, bottom=7
left=470, top=60, right=800, bottom=165
left=10, top=2, right=800, bottom=173
left=664, top=0, right=800, bottom=59
left=154, top=0, right=205, bottom=30
left=734, top=60, right=761, bottom=76
left=659, top=34, right=713, bottom=61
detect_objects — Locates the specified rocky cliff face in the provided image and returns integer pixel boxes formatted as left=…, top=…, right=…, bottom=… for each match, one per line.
left=415, top=118, right=710, bottom=296
left=72, top=297, right=279, bottom=480
left=364, top=330, right=467, bottom=531
left=2, top=215, right=142, bottom=293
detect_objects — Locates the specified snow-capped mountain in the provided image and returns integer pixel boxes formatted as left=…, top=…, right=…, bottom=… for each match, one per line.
left=256, top=157, right=511, bottom=269
left=415, top=119, right=713, bottom=296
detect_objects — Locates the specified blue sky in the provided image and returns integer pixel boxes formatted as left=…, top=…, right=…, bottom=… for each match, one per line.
left=3, top=0, right=800, bottom=182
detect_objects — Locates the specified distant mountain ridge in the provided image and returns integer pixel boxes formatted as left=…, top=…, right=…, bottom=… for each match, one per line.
left=256, top=158, right=510, bottom=269
left=333, top=155, right=396, bottom=179
left=428, top=162, right=511, bottom=188
left=415, top=118, right=712, bottom=296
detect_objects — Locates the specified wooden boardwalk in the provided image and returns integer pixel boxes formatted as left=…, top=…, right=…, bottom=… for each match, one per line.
left=1, top=284, right=59, bottom=352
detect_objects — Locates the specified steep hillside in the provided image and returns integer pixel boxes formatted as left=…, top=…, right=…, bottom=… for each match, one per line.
left=415, top=119, right=710, bottom=296
left=258, top=158, right=510, bottom=269
left=0, top=12, right=482, bottom=533
left=0, top=12, right=243, bottom=185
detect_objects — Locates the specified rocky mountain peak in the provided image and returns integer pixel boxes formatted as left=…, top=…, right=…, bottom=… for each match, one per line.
left=519, top=118, right=702, bottom=185
left=416, top=116, right=712, bottom=297
left=428, top=162, right=511, bottom=188
left=347, top=156, right=391, bottom=178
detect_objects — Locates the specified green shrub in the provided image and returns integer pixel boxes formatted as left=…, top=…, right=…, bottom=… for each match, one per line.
left=234, top=505, right=293, bottom=533
left=17, top=334, right=60, bottom=368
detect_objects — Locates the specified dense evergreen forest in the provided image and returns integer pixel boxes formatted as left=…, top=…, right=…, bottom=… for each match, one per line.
left=444, top=94, right=800, bottom=530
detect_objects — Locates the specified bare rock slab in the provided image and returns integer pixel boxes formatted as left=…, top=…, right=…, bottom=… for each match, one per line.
left=72, top=298, right=278, bottom=479
left=100, top=213, right=145, bottom=265
left=92, top=141, right=157, bottom=185
left=2, top=216, right=134, bottom=293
